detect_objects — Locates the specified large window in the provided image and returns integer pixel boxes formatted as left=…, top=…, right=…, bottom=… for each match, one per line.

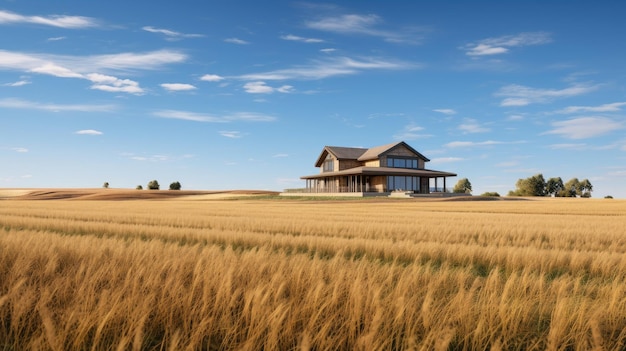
left=387, top=176, right=421, bottom=192
left=386, top=157, right=418, bottom=169
left=323, top=159, right=334, bottom=172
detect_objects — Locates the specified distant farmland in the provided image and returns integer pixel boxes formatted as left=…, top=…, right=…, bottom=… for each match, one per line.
left=1, top=196, right=625, bottom=350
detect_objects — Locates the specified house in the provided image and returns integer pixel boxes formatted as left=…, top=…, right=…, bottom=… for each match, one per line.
left=297, top=141, right=457, bottom=196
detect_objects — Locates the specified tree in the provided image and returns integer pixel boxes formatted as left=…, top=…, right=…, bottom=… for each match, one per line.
left=579, top=179, right=593, bottom=198
left=561, top=178, right=580, bottom=197
left=136, top=185, right=143, bottom=190
left=103, top=182, right=109, bottom=189
left=453, top=178, right=472, bottom=194
left=545, top=177, right=563, bottom=197
left=169, top=181, right=182, bottom=190
left=509, top=173, right=546, bottom=196
left=147, top=180, right=160, bottom=190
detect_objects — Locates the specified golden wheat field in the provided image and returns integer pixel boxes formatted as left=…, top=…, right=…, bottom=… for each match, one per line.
left=1, top=195, right=626, bottom=350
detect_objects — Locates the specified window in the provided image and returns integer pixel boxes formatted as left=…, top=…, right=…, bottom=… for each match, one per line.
left=323, top=159, right=334, bottom=172
left=387, top=157, right=419, bottom=169
left=387, top=176, right=421, bottom=192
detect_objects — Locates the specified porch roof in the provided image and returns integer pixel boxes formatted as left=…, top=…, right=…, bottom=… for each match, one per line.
left=301, top=166, right=457, bottom=179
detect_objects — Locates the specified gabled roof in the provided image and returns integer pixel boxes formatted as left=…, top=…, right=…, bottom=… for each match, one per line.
left=314, top=146, right=368, bottom=167
left=358, top=141, right=430, bottom=162
left=314, top=141, right=430, bottom=167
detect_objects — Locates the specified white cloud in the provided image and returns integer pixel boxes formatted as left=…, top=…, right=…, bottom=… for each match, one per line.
left=429, top=157, right=463, bottom=164
left=3, top=80, right=30, bottom=87
left=495, top=83, right=598, bottom=106
left=30, top=63, right=84, bottom=78
left=0, top=49, right=186, bottom=95
left=280, top=34, right=324, bottom=43
left=87, top=73, right=143, bottom=94
left=445, top=140, right=503, bottom=148
left=243, top=81, right=293, bottom=94
left=545, top=117, right=623, bottom=139
left=433, top=108, right=456, bottom=115
left=224, top=38, right=249, bottom=45
left=0, top=9, right=98, bottom=28
left=320, top=48, right=336, bottom=53
left=142, top=26, right=204, bottom=40
left=555, top=102, right=626, bottom=114
left=458, top=119, right=490, bottom=134
left=273, top=153, right=289, bottom=158
left=305, top=14, right=421, bottom=44
left=11, top=147, right=28, bottom=153
left=238, top=56, right=416, bottom=81
left=160, top=83, right=197, bottom=92
left=47, top=36, right=66, bottom=41
left=464, top=32, right=551, bottom=56
left=219, top=131, right=243, bottom=138
left=393, top=124, right=432, bottom=140
left=75, top=129, right=103, bottom=135
left=153, top=110, right=277, bottom=123
left=277, top=85, right=294, bottom=93
left=0, top=98, right=116, bottom=112
left=548, top=143, right=587, bottom=150
left=200, top=74, right=224, bottom=82
left=243, top=81, right=274, bottom=94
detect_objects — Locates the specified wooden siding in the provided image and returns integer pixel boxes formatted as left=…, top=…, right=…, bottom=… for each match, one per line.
left=364, top=159, right=380, bottom=167
left=339, top=159, right=362, bottom=171
left=385, top=144, right=416, bottom=157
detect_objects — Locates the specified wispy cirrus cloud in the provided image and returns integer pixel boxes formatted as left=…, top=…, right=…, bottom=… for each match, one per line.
left=458, top=119, right=490, bottom=134
left=11, top=147, right=28, bottom=153
left=464, top=32, right=551, bottom=56
left=545, top=117, right=623, bottom=139
left=224, top=37, right=249, bottom=45
left=75, top=129, right=103, bottom=135
left=393, top=124, right=432, bottom=141
left=153, top=110, right=277, bottom=123
left=243, top=81, right=294, bottom=94
left=0, top=9, right=98, bottom=28
left=160, top=83, right=197, bottom=92
left=280, top=34, right=324, bottom=43
left=0, top=98, right=116, bottom=112
left=433, top=108, right=456, bottom=115
left=429, top=157, right=464, bottom=164
left=200, top=74, right=224, bottom=82
left=238, top=56, right=417, bottom=81
left=219, top=131, right=244, bottom=138
left=495, top=83, right=598, bottom=106
left=142, top=26, right=204, bottom=40
left=305, top=14, right=423, bottom=44
left=0, top=49, right=186, bottom=95
left=555, top=102, right=626, bottom=114
left=2, top=79, right=30, bottom=87
left=445, top=140, right=505, bottom=148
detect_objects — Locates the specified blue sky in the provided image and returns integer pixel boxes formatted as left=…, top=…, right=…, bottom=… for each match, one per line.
left=1, top=1, right=625, bottom=198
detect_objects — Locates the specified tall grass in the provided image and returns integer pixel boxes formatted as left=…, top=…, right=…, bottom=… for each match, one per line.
left=1, top=199, right=625, bottom=350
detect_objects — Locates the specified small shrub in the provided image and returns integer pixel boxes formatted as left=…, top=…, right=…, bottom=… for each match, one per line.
left=147, top=180, right=160, bottom=190
left=481, top=192, right=500, bottom=197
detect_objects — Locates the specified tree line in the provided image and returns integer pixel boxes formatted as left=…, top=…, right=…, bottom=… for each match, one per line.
left=103, top=180, right=182, bottom=190
left=508, top=174, right=593, bottom=197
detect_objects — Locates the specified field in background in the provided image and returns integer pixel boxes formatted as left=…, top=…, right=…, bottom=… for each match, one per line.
left=1, top=197, right=626, bottom=350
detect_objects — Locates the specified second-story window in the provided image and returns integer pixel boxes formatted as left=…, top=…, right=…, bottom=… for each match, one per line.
left=323, top=159, right=334, bottom=172
left=386, top=157, right=418, bottom=169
